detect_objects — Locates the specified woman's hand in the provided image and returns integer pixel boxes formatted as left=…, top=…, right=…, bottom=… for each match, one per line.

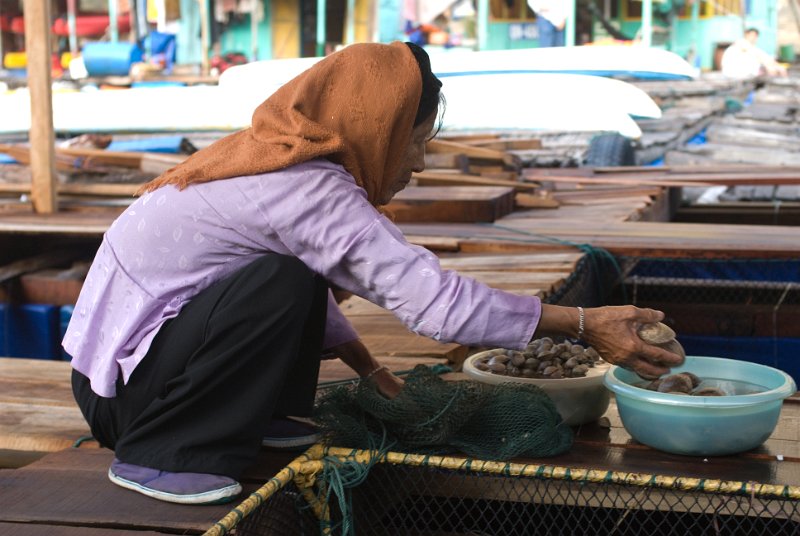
left=581, top=305, right=685, bottom=379
left=536, top=304, right=685, bottom=379
left=369, top=367, right=405, bottom=399
left=326, top=339, right=405, bottom=399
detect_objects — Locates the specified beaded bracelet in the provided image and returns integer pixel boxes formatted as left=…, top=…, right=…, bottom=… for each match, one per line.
left=363, top=365, right=389, bottom=381
left=576, top=306, right=585, bottom=340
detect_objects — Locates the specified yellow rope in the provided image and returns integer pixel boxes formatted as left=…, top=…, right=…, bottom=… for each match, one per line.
left=323, top=446, right=800, bottom=500
left=203, top=445, right=325, bottom=536
left=207, top=444, right=800, bottom=534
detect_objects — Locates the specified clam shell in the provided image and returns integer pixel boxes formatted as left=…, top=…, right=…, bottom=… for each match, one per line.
left=658, top=339, right=686, bottom=361
left=638, top=322, right=676, bottom=345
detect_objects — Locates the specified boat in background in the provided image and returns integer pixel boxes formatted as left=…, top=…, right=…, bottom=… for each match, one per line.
left=0, top=46, right=674, bottom=137
left=218, top=44, right=697, bottom=92
left=429, top=45, right=697, bottom=80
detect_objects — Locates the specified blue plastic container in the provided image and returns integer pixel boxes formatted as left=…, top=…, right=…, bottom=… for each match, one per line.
left=604, top=356, right=796, bottom=456
left=82, top=42, right=143, bottom=77
left=0, top=303, right=60, bottom=359
left=59, top=305, right=75, bottom=361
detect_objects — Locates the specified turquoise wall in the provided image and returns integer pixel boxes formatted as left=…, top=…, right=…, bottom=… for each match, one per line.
left=379, top=0, right=405, bottom=42
left=618, top=1, right=779, bottom=71
left=485, top=21, right=538, bottom=50
left=219, top=17, right=274, bottom=60
left=177, top=0, right=201, bottom=64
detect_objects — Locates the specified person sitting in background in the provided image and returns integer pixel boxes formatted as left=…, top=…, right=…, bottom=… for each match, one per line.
left=721, top=27, right=787, bottom=79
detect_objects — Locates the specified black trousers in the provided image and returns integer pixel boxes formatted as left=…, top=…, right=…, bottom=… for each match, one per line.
left=72, top=253, right=328, bottom=478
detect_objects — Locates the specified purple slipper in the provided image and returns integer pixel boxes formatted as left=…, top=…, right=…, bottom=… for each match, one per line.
left=262, top=417, right=321, bottom=450
left=108, top=458, right=242, bottom=505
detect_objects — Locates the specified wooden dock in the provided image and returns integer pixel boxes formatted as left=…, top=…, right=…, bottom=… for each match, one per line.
left=0, top=159, right=800, bottom=536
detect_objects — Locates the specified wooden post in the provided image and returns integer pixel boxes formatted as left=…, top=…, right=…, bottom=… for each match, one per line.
left=23, top=0, right=58, bottom=214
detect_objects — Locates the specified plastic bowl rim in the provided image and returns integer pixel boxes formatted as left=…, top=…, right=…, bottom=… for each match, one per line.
left=603, top=356, right=796, bottom=408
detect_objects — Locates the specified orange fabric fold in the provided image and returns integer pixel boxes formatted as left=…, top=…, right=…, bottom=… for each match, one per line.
left=138, top=41, right=422, bottom=206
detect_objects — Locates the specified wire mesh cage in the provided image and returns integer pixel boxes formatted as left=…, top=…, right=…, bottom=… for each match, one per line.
left=610, top=256, right=800, bottom=381
left=212, top=447, right=800, bottom=536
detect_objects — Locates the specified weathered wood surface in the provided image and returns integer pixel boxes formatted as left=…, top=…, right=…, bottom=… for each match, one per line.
left=400, top=219, right=800, bottom=259
left=0, top=355, right=451, bottom=459
left=0, top=449, right=258, bottom=534
left=414, top=170, right=537, bottom=191
left=0, top=522, right=165, bottom=535
left=348, top=315, right=468, bottom=363
left=3, top=396, right=800, bottom=535
left=387, top=186, right=516, bottom=223
left=0, top=360, right=93, bottom=454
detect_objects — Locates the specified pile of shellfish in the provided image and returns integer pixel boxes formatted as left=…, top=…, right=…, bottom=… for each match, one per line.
left=641, top=372, right=727, bottom=396
left=637, top=322, right=726, bottom=396
left=472, top=337, right=602, bottom=379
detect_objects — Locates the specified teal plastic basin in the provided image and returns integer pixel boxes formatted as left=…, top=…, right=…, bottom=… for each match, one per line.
left=603, top=356, right=796, bottom=456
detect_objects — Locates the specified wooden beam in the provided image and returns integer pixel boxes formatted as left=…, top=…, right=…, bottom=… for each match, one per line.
left=23, top=0, right=58, bottom=214
left=415, top=171, right=536, bottom=192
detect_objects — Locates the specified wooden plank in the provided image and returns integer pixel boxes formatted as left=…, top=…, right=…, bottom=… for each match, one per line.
left=0, top=250, right=84, bottom=284
left=0, top=449, right=248, bottom=533
left=399, top=220, right=800, bottom=259
left=319, top=355, right=448, bottom=385
left=514, top=192, right=560, bottom=209
left=387, top=186, right=515, bottom=223
left=456, top=270, right=565, bottom=291
left=0, top=182, right=141, bottom=197
left=437, top=252, right=582, bottom=272
left=415, top=171, right=536, bottom=192
left=0, top=401, right=93, bottom=453
left=464, top=138, right=543, bottom=151
left=0, top=522, right=165, bottom=535
left=22, top=0, right=57, bottom=213
left=525, top=173, right=715, bottom=188
left=423, top=152, right=468, bottom=170
left=13, top=265, right=88, bottom=305
left=0, top=209, right=122, bottom=235
left=347, top=315, right=467, bottom=363
left=426, top=139, right=520, bottom=168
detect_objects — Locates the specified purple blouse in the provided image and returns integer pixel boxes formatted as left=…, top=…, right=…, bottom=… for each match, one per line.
left=64, top=159, right=541, bottom=397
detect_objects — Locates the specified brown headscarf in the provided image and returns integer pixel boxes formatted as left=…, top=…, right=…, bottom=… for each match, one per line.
left=138, top=41, right=422, bottom=206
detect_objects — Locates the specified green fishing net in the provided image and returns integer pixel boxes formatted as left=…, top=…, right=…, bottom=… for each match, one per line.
left=313, top=365, right=573, bottom=460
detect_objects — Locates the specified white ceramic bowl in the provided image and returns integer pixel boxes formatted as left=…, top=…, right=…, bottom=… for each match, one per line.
left=462, top=350, right=611, bottom=426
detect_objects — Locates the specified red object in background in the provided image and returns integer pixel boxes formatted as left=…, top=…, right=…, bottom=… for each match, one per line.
left=52, top=13, right=132, bottom=37
left=210, top=52, right=248, bottom=74
left=51, top=53, right=64, bottom=78
left=9, top=15, right=24, bottom=34
left=0, top=15, right=14, bottom=33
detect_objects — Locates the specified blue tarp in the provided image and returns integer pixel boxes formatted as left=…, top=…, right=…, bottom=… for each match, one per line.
left=681, top=335, right=800, bottom=385
left=630, top=259, right=800, bottom=283
left=0, top=303, right=61, bottom=360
